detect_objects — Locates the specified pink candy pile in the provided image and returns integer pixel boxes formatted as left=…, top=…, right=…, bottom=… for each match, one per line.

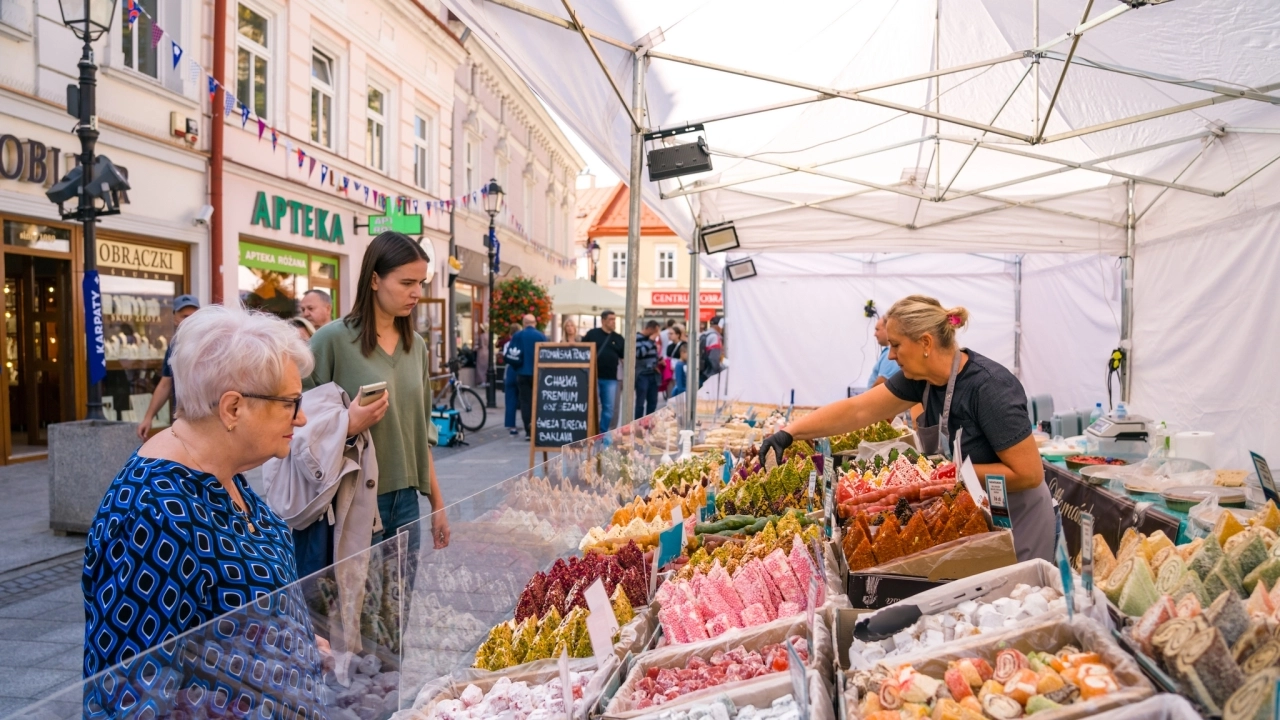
left=655, top=535, right=825, bottom=644
left=631, top=636, right=809, bottom=710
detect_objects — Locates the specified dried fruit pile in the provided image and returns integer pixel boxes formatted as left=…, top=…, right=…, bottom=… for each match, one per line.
left=716, top=455, right=818, bottom=518
left=830, top=421, right=907, bottom=454
left=630, top=636, right=810, bottom=711
left=580, top=484, right=711, bottom=553
left=656, top=534, right=824, bottom=644
left=841, top=487, right=990, bottom=572
left=474, top=585, right=635, bottom=671
left=847, top=647, right=1121, bottom=720
left=515, top=541, right=649, bottom=623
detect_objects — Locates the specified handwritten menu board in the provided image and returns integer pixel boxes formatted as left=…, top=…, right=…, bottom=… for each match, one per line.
left=530, top=343, right=597, bottom=465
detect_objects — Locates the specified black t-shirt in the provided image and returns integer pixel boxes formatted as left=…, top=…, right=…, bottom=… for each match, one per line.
left=583, top=328, right=625, bottom=380
left=885, top=349, right=1030, bottom=464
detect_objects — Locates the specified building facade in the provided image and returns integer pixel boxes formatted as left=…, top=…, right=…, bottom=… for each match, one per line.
left=0, top=0, right=209, bottom=461
left=583, top=184, right=722, bottom=332
left=216, top=0, right=466, bottom=375
left=446, top=21, right=582, bottom=359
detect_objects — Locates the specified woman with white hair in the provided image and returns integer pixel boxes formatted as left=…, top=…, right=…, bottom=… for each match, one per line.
left=81, top=305, right=322, bottom=713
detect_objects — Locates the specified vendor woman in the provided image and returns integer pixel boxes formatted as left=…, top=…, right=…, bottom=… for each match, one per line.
left=760, top=294, right=1056, bottom=563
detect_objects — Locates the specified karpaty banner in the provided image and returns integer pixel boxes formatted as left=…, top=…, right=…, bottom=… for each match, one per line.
left=82, top=270, right=106, bottom=385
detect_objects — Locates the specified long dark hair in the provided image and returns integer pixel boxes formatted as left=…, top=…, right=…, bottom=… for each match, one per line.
left=345, top=232, right=429, bottom=357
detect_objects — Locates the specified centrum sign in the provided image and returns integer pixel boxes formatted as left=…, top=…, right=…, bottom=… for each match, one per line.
left=651, top=291, right=722, bottom=306
left=250, top=191, right=345, bottom=244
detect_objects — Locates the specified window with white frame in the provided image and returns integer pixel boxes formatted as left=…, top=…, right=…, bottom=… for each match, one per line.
left=121, top=0, right=159, bottom=78
left=463, top=138, right=475, bottom=192
left=523, top=179, right=534, bottom=232
left=310, top=50, right=334, bottom=147
left=703, top=263, right=720, bottom=280
left=235, top=4, right=270, bottom=119
left=366, top=85, right=387, bottom=171
left=609, top=248, right=627, bottom=281
left=414, top=114, right=435, bottom=191
left=657, top=246, right=677, bottom=280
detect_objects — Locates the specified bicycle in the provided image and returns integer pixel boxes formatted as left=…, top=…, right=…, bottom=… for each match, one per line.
left=433, top=359, right=487, bottom=432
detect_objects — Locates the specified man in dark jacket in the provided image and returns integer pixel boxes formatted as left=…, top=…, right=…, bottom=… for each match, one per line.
left=583, top=310, right=625, bottom=431
left=634, top=320, right=661, bottom=419
left=511, top=314, right=547, bottom=438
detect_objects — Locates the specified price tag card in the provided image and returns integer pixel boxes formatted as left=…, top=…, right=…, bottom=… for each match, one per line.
left=583, top=579, right=619, bottom=633
left=987, top=475, right=1012, bottom=529
left=723, top=451, right=734, bottom=484
left=823, top=490, right=835, bottom=537
left=959, top=457, right=988, bottom=512
left=559, top=650, right=573, bottom=718
left=807, top=470, right=817, bottom=511
left=1080, top=512, right=1095, bottom=595
left=648, top=547, right=661, bottom=599
left=704, top=492, right=716, bottom=522
left=1057, top=530, right=1076, bottom=619
left=810, top=538, right=827, bottom=584
left=656, top=522, right=684, bottom=569
left=1252, top=452, right=1278, bottom=505
left=585, top=611, right=616, bottom=669
left=806, top=573, right=819, bottom=639
left=786, top=641, right=810, bottom=720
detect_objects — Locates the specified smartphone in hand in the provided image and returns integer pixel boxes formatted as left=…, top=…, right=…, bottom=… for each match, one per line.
left=357, top=382, right=387, bottom=406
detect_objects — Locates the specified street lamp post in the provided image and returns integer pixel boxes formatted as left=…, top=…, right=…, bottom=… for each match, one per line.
left=53, top=0, right=121, bottom=421
left=481, top=178, right=504, bottom=409
left=587, top=240, right=601, bottom=283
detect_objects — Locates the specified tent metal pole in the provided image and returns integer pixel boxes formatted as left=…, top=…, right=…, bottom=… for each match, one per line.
left=940, top=64, right=1032, bottom=198
left=934, top=0, right=942, bottom=199
left=1032, top=3, right=1127, bottom=53
left=974, top=142, right=1220, bottom=195
left=1035, top=0, right=1094, bottom=144
left=1135, top=138, right=1215, bottom=223
left=559, top=0, right=642, bottom=131
left=1039, top=52, right=1280, bottom=105
left=727, top=187, right=908, bottom=228
left=1043, top=81, right=1280, bottom=144
left=1013, top=255, right=1023, bottom=379
left=1032, top=0, right=1039, bottom=131
left=646, top=48, right=1034, bottom=142
left=619, top=51, right=645, bottom=425
left=1122, top=179, right=1135, bottom=403
left=686, top=234, right=701, bottom=431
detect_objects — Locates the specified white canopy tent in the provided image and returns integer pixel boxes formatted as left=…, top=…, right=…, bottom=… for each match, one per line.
left=442, top=0, right=1280, bottom=467
left=549, top=278, right=627, bottom=315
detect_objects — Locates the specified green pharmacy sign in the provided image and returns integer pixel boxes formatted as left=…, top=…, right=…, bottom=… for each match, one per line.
left=367, top=199, right=424, bottom=236
left=250, top=191, right=345, bottom=244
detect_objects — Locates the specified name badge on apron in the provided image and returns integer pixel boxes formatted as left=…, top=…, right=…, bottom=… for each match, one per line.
left=916, top=351, right=963, bottom=458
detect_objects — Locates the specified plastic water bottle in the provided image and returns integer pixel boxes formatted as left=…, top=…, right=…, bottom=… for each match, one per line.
left=1116, top=402, right=1128, bottom=420
left=1090, top=403, right=1103, bottom=424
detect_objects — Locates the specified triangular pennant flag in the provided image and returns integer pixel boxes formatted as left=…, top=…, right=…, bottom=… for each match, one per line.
left=342, top=176, right=350, bottom=191
left=240, top=103, right=250, bottom=128
left=297, top=148, right=305, bottom=168
left=363, top=186, right=369, bottom=202
left=257, top=118, right=266, bottom=140
left=126, top=0, right=140, bottom=25
left=151, top=23, right=164, bottom=48
left=320, top=165, right=328, bottom=185
left=171, top=41, right=182, bottom=69
left=271, top=128, right=278, bottom=151
left=224, top=91, right=235, bottom=117
left=413, top=200, right=418, bottom=213
left=308, top=157, right=316, bottom=178
left=208, top=76, right=217, bottom=101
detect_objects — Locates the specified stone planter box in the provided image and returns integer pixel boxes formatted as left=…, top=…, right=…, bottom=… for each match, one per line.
left=49, top=420, right=139, bottom=534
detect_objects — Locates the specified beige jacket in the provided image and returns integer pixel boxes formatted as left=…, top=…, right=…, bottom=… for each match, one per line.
left=262, top=382, right=380, bottom=655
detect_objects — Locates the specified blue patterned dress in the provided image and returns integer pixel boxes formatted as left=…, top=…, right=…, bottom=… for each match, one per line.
left=82, top=453, right=330, bottom=719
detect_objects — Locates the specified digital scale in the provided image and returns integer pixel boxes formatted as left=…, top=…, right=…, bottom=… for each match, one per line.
left=1085, top=413, right=1153, bottom=456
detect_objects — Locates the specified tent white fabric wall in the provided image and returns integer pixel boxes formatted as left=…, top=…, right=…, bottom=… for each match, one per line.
left=1131, top=201, right=1280, bottom=470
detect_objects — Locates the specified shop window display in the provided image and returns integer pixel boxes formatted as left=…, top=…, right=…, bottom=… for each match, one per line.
left=239, top=240, right=338, bottom=321
left=100, top=274, right=180, bottom=426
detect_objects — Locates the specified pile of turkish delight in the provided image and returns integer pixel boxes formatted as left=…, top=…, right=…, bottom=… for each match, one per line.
left=630, top=637, right=809, bottom=711
left=848, top=584, right=1066, bottom=668
left=425, top=672, right=595, bottom=720
left=636, top=693, right=804, bottom=720
left=656, top=535, right=824, bottom=644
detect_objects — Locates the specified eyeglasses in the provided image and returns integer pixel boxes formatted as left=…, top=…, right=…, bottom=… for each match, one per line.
left=239, top=392, right=304, bottom=420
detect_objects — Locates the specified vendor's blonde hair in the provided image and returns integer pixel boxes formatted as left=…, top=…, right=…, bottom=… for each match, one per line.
left=886, top=295, right=969, bottom=349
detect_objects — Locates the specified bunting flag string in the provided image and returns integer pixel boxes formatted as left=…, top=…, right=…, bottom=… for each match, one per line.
left=240, top=103, right=251, bottom=128
left=126, top=0, right=140, bottom=25
left=150, top=23, right=164, bottom=48
left=171, top=41, right=182, bottom=69
left=257, top=118, right=266, bottom=141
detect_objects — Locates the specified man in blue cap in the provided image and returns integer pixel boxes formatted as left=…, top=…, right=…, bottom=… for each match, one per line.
left=135, top=294, right=200, bottom=440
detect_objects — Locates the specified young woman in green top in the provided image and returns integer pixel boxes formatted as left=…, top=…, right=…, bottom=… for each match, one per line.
left=308, top=231, right=450, bottom=550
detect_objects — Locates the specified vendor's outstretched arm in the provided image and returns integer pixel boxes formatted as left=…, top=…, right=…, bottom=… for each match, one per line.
left=974, top=435, right=1044, bottom=493
left=785, top=385, right=914, bottom=441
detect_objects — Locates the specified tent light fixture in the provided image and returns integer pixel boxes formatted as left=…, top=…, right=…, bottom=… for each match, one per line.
left=699, top=221, right=740, bottom=255
left=725, top=258, right=757, bottom=281
left=645, top=124, right=713, bottom=182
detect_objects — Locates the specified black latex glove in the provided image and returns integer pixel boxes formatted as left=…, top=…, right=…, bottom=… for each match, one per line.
left=759, top=430, right=793, bottom=467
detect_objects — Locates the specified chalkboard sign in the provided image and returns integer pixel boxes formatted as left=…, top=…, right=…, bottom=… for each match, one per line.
left=530, top=342, right=597, bottom=466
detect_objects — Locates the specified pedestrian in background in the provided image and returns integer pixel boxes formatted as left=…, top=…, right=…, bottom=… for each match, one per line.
left=290, top=317, right=317, bottom=342
left=562, top=317, right=579, bottom=342
left=135, top=294, right=200, bottom=441
left=671, top=343, right=689, bottom=398
left=662, top=324, right=686, bottom=397
left=583, top=310, right=625, bottom=431
left=299, top=288, right=332, bottom=330
left=308, top=231, right=449, bottom=550
left=867, top=314, right=901, bottom=387
left=510, top=314, right=547, bottom=438
left=698, top=316, right=725, bottom=388
left=634, top=320, right=661, bottom=419
left=501, top=322, right=522, bottom=436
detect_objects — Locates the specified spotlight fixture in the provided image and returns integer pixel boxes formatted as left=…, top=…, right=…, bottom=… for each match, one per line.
left=725, top=258, right=757, bottom=281
left=699, top=221, right=740, bottom=255
left=645, top=124, right=713, bottom=182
